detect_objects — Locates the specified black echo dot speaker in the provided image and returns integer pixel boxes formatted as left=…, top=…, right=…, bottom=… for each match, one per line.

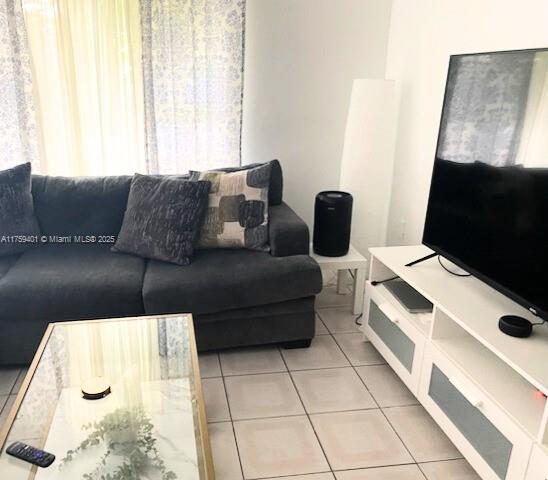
left=313, top=191, right=353, bottom=257
left=498, top=315, right=533, bottom=338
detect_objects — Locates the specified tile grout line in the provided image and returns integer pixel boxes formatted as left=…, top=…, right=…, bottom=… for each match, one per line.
left=244, top=459, right=455, bottom=480
left=205, top=363, right=387, bottom=379
left=331, top=331, right=419, bottom=463
left=10, top=368, right=24, bottom=395
left=377, top=406, right=422, bottom=464
left=0, top=395, right=7, bottom=416
left=0, top=368, right=21, bottom=398
left=210, top=401, right=462, bottom=426
left=315, top=314, right=331, bottom=335
left=416, top=461, right=431, bottom=480
left=217, top=352, right=247, bottom=480
left=315, top=309, right=363, bottom=336
left=199, top=302, right=461, bottom=478
left=316, top=306, right=354, bottom=313
left=329, top=327, right=420, bottom=466
left=208, top=398, right=422, bottom=423
left=214, top=368, right=288, bottom=378
left=216, top=407, right=383, bottom=425
left=210, top=310, right=412, bottom=477
left=331, top=461, right=424, bottom=474
left=277, top=343, right=336, bottom=475
left=416, top=457, right=465, bottom=465
left=415, top=457, right=470, bottom=480
left=245, top=469, right=333, bottom=480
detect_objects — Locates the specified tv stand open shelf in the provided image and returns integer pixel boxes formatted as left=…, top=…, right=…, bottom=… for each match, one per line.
left=364, top=245, right=548, bottom=480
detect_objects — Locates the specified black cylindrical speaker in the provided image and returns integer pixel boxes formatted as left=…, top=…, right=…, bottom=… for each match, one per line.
left=313, top=191, right=353, bottom=257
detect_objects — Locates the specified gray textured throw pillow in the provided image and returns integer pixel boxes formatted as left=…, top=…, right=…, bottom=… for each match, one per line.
left=189, top=163, right=271, bottom=250
left=112, top=174, right=211, bottom=265
left=0, top=163, right=41, bottom=257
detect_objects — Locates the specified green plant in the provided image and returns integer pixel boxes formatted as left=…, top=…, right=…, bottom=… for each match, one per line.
left=61, top=407, right=177, bottom=480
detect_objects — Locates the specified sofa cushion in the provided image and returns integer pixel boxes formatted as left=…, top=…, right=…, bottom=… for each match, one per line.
left=0, top=163, right=41, bottom=257
left=190, top=164, right=271, bottom=250
left=112, top=175, right=211, bottom=265
left=0, top=254, right=18, bottom=279
left=32, top=175, right=132, bottom=237
left=0, top=244, right=146, bottom=323
left=143, top=249, right=322, bottom=315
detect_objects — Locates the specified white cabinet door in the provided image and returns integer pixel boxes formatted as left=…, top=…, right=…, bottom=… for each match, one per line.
left=420, top=344, right=532, bottom=480
left=364, top=283, right=425, bottom=394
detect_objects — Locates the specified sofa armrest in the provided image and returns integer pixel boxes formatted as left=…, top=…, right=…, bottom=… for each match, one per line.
left=269, top=202, right=310, bottom=257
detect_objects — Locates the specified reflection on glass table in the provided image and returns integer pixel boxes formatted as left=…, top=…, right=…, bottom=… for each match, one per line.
left=0, top=314, right=214, bottom=480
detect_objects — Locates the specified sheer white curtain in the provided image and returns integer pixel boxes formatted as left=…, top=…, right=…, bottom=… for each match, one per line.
left=516, top=52, right=548, bottom=168
left=7, top=0, right=245, bottom=176
left=0, top=0, right=39, bottom=171
left=22, top=0, right=145, bottom=176
left=65, top=320, right=161, bottom=393
left=438, top=52, right=535, bottom=167
left=140, top=0, right=246, bottom=174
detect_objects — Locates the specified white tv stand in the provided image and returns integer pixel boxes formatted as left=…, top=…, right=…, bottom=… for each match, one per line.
left=364, top=245, right=548, bottom=480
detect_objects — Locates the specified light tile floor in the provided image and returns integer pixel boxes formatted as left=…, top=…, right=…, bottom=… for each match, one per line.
left=0, top=285, right=481, bottom=480
left=0, top=368, right=25, bottom=428
left=199, top=286, right=481, bottom=480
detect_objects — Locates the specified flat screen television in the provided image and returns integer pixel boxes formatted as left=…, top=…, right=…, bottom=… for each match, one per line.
left=423, top=48, right=548, bottom=321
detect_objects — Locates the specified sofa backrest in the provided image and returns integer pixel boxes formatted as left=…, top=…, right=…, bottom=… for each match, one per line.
left=31, top=175, right=132, bottom=236
left=30, top=160, right=283, bottom=236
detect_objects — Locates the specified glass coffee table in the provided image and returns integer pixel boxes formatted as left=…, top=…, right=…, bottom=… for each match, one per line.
left=0, top=314, right=214, bottom=480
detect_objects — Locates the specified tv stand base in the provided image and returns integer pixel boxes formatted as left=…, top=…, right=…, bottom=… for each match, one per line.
left=404, top=252, right=437, bottom=267
left=365, top=245, right=548, bottom=480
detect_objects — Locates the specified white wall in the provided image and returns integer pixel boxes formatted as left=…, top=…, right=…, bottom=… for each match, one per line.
left=242, top=0, right=392, bottom=226
left=385, top=0, right=548, bottom=245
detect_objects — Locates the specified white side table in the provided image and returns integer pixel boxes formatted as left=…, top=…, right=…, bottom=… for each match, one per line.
left=310, top=244, right=368, bottom=315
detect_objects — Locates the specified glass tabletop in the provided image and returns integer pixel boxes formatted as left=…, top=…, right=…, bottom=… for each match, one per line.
left=0, top=314, right=213, bottom=480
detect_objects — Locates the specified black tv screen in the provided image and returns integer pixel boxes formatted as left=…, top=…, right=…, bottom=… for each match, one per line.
left=423, top=48, right=548, bottom=320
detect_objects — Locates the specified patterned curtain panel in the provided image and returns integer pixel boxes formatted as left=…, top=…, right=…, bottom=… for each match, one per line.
left=438, top=52, right=535, bottom=167
left=0, top=0, right=39, bottom=171
left=141, top=0, right=245, bottom=174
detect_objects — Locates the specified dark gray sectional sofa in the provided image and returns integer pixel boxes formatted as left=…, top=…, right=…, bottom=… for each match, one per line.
left=0, top=164, right=322, bottom=365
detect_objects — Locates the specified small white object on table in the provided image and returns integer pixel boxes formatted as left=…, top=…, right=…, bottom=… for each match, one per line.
left=310, top=244, right=368, bottom=315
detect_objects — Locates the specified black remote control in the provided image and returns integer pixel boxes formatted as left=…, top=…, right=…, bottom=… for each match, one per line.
left=6, top=441, right=55, bottom=468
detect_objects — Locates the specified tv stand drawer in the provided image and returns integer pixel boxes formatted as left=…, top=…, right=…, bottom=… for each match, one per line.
left=364, top=283, right=426, bottom=394
left=420, top=344, right=532, bottom=480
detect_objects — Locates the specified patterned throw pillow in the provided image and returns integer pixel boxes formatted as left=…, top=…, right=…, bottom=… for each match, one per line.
left=0, top=163, right=41, bottom=257
left=112, top=174, right=211, bottom=265
left=190, top=164, right=271, bottom=250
